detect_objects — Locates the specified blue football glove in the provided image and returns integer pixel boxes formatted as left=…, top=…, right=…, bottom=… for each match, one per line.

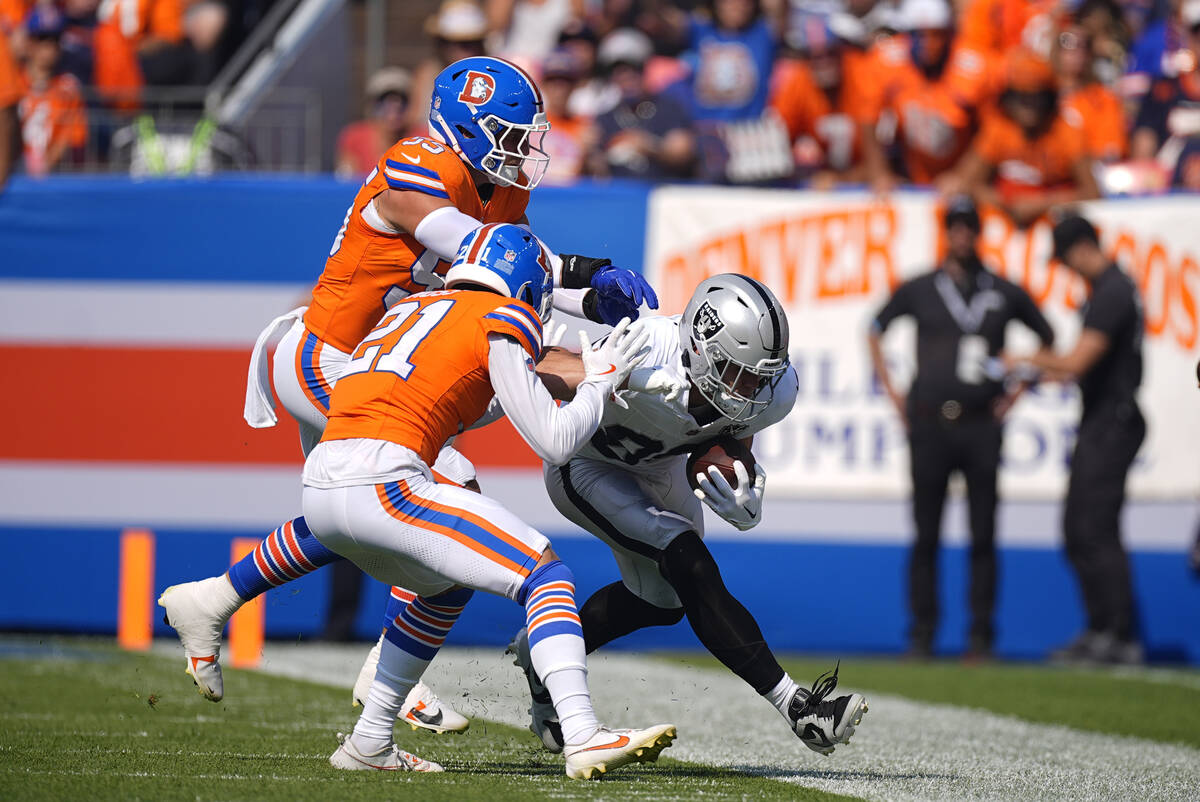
left=590, top=265, right=659, bottom=324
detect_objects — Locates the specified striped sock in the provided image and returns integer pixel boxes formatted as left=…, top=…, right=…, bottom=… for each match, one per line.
left=226, top=517, right=340, bottom=602
left=352, top=587, right=473, bottom=752
left=520, top=561, right=599, bottom=746
left=380, top=586, right=418, bottom=634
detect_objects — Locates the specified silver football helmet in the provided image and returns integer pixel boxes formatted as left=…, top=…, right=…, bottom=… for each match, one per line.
left=679, top=274, right=790, bottom=422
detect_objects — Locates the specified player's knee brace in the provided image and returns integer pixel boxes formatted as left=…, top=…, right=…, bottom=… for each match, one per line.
left=657, top=531, right=723, bottom=596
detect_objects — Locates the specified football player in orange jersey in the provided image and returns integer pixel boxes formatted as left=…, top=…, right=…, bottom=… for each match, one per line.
left=305, top=224, right=677, bottom=777
left=940, top=48, right=1100, bottom=227
left=162, top=55, right=659, bottom=734
left=859, top=0, right=997, bottom=189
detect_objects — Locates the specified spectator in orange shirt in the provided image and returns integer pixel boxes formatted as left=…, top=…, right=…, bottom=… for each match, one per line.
left=93, top=0, right=188, bottom=106
left=335, top=67, right=413, bottom=180
left=860, top=0, right=997, bottom=190
left=0, top=24, right=21, bottom=191
left=540, top=47, right=589, bottom=184
left=1056, top=23, right=1127, bottom=162
left=19, top=6, right=88, bottom=176
left=942, top=48, right=1100, bottom=227
left=768, top=10, right=867, bottom=185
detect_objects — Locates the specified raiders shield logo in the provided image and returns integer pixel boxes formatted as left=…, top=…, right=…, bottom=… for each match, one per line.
left=458, top=71, right=496, bottom=105
left=693, top=301, right=724, bottom=340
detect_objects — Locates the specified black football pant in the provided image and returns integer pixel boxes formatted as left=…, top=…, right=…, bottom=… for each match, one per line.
left=1063, top=402, right=1145, bottom=641
left=907, top=412, right=1003, bottom=649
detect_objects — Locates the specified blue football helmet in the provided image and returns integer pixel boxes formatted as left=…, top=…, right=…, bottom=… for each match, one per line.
left=444, top=224, right=554, bottom=322
left=429, top=56, right=551, bottom=190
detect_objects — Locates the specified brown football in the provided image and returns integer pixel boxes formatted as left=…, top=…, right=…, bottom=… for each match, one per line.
left=686, top=436, right=756, bottom=491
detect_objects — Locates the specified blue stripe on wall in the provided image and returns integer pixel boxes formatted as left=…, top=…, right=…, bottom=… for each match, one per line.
left=0, top=176, right=652, bottom=283
left=1, top=525, right=1196, bottom=663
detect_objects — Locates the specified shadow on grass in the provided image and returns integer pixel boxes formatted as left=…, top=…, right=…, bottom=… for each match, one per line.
left=734, top=764, right=958, bottom=782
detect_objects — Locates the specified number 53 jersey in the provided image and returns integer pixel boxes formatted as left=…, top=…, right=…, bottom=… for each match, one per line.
left=577, top=315, right=799, bottom=472
left=305, top=136, right=530, bottom=354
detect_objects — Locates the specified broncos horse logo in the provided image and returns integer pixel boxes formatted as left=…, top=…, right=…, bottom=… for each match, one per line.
left=457, top=71, right=497, bottom=105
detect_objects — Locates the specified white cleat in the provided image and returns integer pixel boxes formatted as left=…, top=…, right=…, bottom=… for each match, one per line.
left=353, top=635, right=469, bottom=734
left=506, top=628, right=564, bottom=752
left=564, top=724, right=677, bottom=780
left=787, top=664, right=868, bottom=756
left=157, top=577, right=237, bottom=702
left=329, top=732, right=444, bottom=772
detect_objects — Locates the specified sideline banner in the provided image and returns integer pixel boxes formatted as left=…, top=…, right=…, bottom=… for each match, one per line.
left=645, top=188, right=1200, bottom=500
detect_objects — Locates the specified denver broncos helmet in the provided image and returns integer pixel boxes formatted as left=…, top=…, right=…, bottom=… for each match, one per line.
left=444, top=224, right=554, bottom=322
left=429, top=57, right=551, bottom=190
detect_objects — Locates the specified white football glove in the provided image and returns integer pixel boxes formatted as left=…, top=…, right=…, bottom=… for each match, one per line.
left=693, top=460, right=766, bottom=531
left=579, top=317, right=650, bottom=395
left=543, top=319, right=569, bottom=349
left=626, top=365, right=688, bottom=402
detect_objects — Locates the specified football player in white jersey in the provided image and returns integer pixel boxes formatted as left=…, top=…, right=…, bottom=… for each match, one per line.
left=509, top=273, right=869, bottom=757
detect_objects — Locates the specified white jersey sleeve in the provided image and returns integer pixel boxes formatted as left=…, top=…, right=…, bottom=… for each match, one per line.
left=487, top=333, right=606, bottom=465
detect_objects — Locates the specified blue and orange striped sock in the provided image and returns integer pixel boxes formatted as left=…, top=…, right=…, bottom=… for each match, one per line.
left=380, top=586, right=418, bottom=635
left=226, top=517, right=340, bottom=602
left=351, top=586, right=474, bottom=751
left=519, top=561, right=599, bottom=746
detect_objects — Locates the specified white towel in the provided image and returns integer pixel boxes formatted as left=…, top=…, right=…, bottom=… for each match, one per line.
left=243, top=306, right=306, bottom=428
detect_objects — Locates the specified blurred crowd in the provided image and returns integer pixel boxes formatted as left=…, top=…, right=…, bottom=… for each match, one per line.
left=0, top=0, right=271, bottom=181
left=4, top=0, right=1200, bottom=206
left=340, top=0, right=1200, bottom=222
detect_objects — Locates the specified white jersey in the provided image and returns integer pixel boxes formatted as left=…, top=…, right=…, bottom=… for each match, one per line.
left=575, top=315, right=798, bottom=471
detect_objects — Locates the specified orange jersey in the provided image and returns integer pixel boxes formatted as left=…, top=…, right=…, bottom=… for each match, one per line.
left=856, top=37, right=996, bottom=184
left=959, top=0, right=1059, bottom=58
left=1063, top=84, right=1126, bottom=162
left=974, top=107, right=1087, bottom=200
left=0, top=30, right=20, bottom=108
left=19, top=73, right=88, bottom=167
left=322, top=289, right=543, bottom=465
left=0, top=0, right=31, bottom=33
left=304, top=135, right=530, bottom=354
left=769, top=56, right=861, bottom=172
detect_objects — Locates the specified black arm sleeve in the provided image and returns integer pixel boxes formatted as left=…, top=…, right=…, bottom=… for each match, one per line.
left=1011, top=284, right=1056, bottom=345
left=872, top=279, right=915, bottom=333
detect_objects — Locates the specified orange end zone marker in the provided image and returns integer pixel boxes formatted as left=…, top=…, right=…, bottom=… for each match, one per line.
left=229, top=537, right=264, bottom=669
left=117, top=528, right=155, bottom=651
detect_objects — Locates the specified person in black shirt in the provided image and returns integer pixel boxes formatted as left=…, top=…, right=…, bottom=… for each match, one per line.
left=869, top=196, right=1056, bottom=659
left=1003, top=213, right=1146, bottom=664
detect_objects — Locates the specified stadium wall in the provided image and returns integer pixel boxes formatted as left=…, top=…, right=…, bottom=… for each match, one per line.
left=0, top=176, right=1196, bottom=662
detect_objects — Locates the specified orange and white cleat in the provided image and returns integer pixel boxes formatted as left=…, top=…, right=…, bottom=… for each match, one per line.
left=353, top=636, right=469, bottom=734
left=564, top=724, right=677, bottom=780
left=329, top=732, right=444, bottom=772
left=157, top=576, right=241, bottom=702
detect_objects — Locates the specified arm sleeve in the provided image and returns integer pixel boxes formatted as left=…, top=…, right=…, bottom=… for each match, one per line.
left=412, top=206, right=482, bottom=261
left=872, top=280, right=914, bottom=333
left=1082, top=277, right=1133, bottom=339
left=487, top=333, right=608, bottom=465
left=551, top=287, right=589, bottom=318
left=1012, top=285, right=1055, bottom=345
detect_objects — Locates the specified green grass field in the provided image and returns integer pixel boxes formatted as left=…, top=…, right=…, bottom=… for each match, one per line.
left=2, top=636, right=1198, bottom=801
left=0, top=637, right=844, bottom=802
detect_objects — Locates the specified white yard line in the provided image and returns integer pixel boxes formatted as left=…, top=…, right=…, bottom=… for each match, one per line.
left=238, top=642, right=1200, bottom=802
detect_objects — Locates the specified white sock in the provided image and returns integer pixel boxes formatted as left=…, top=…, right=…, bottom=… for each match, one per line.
left=350, top=638, right=419, bottom=754
left=530, top=635, right=600, bottom=746
left=763, top=673, right=801, bottom=719
left=206, top=575, right=245, bottom=620
left=542, top=665, right=600, bottom=746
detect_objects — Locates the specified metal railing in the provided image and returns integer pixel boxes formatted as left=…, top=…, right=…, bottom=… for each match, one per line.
left=47, top=85, right=323, bottom=175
